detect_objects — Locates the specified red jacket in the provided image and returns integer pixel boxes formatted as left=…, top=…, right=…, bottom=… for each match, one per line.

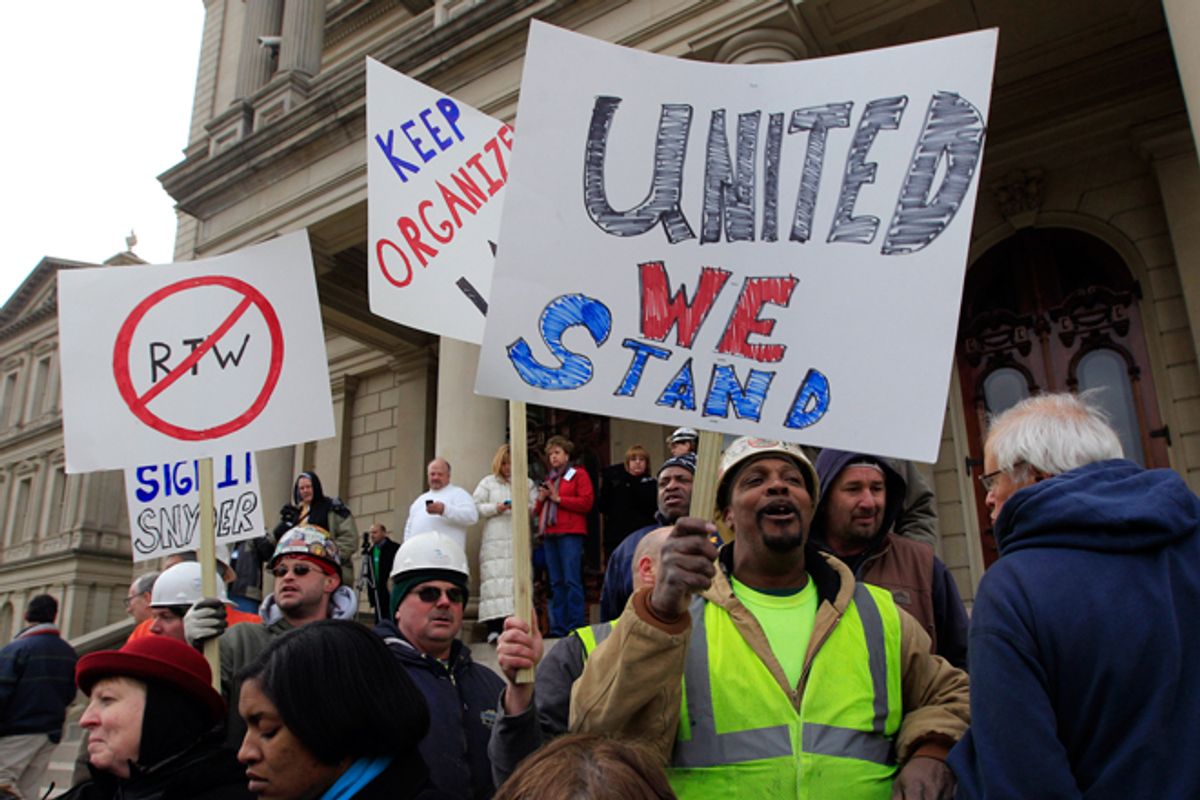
left=536, top=465, right=594, bottom=536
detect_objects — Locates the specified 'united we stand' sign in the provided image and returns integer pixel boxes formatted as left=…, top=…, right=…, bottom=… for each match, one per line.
left=476, top=24, right=998, bottom=462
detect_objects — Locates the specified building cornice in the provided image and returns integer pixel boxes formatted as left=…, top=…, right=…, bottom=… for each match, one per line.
left=159, top=0, right=553, bottom=220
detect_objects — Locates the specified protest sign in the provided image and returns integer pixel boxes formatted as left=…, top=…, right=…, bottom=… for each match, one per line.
left=125, top=451, right=264, bottom=562
left=367, top=57, right=513, bottom=343
left=476, top=23, right=997, bottom=462
left=58, top=230, right=335, bottom=473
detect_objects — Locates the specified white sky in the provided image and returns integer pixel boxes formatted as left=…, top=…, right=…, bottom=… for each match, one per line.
left=1, top=3, right=205, bottom=307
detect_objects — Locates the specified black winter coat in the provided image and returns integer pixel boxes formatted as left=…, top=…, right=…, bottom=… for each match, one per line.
left=56, top=736, right=252, bottom=800
left=374, top=622, right=505, bottom=799
left=598, top=464, right=657, bottom=552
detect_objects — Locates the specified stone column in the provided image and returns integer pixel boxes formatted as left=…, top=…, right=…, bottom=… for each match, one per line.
left=234, top=0, right=284, bottom=100
left=1165, top=0, right=1200, bottom=159
left=434, top=338, right=507, bottom=593
left=0, top=469, right=8, bottom=544
left=715, top=28, right=807, bottom=64
left=389, top=349, right=438, bottom=536
left=1143, top=126, right=1200, bottom=373
left=256, top=445, right=297, bottom=533
left=434, top=338, right=508, bottom=490
left=316, top=374, right=359, bottom=499
left=279, top=0, right=325, bottom=78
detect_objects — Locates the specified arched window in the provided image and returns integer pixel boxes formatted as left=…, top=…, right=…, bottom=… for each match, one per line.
left=1076, top=348, right=1144, bottom=465
left=982, top=367, right=1030, bottom=417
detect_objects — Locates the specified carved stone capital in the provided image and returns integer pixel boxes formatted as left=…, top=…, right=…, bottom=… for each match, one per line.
left=989, top=169, right=1044, bottom=228
left=388, top=348, right=437, bottom=382
left=330, top=374, right=360, bottom=401
left=716, top=28, right=808, bottom=64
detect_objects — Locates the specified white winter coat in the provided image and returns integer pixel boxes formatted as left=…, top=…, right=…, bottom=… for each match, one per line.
left=473, top=473, right=518, bottom=623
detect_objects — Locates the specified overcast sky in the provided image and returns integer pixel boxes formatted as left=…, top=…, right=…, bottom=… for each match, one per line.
left=1, top=3, right=205, bottom=307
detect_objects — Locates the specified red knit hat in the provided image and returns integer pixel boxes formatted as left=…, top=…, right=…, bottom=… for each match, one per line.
left=76, top=635, right=225, bottom=724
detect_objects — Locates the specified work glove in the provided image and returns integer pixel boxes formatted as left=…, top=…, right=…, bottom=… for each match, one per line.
left=279, top=503, right=299, bottom=527
left=185, top=599, right=228, bottom=647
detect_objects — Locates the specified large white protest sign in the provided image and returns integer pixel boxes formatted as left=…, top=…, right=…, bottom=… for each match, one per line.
left=59, top=231, right=335, bottom=473
left=125, top=451, right=264, bottom=562
left=367, top=57, right=513, bottom=343
left=476, top=24, right=997, bottom=462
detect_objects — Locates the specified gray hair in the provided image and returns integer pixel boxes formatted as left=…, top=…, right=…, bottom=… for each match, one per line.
left=132, top=570, right=160, bottom=596
left=987, top=392, right=1123, bottom=481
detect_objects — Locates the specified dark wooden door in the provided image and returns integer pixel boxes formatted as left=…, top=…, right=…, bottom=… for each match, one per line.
left=956, top=228, right=1169, bottom=565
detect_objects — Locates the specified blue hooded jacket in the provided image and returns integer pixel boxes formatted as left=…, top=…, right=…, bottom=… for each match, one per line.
left=949, top=459, right=1200, bottom=798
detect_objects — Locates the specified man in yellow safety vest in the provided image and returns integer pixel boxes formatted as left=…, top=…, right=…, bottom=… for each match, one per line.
left=570, top=436, right=970, bottom=799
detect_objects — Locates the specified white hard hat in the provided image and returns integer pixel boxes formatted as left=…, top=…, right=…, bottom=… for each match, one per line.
left=151, top=561, right=228, bottom=607
left=716, top=436, right=820, bottom=511
left=669, top=426, right=699, bottom=444
left=390, top=531, right=470, bottom=582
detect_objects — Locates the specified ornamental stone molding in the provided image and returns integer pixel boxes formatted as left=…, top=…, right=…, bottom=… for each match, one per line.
left=989, top=169, right=1045, bottom=229
left=715, top=28, right=808, bottom=64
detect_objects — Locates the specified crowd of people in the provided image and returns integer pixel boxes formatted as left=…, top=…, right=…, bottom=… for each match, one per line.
left=2, top=395, right=1198, bottom=798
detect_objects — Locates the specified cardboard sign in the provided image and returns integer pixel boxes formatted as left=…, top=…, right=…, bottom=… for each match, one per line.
left=125, top=451, right=264, bottom=562
left=367, top=57, right=513, bottom=343
left=476, top=24, right=997, bottom=462
left=59, top=231, right=335, bottom=472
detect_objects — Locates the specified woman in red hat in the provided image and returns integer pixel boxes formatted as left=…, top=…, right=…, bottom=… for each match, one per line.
left=59, top=635, right=252, bottom=800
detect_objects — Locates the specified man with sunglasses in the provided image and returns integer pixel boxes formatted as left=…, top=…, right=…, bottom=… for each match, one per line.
left=377, top=531, right=505, bottom=800
left=186, top=524, right=359, bottom=746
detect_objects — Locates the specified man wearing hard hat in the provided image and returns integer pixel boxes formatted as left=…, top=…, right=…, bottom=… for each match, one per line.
left=147, top=561, right=260, bottom=642
left=185, top=524, right=358, bottom=746
left=570, top=436, right=970, bottom=799
left=376, top=531, right=505, bottom=800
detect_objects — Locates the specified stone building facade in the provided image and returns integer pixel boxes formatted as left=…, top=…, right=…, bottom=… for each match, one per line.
left=0, top=254, right=143, bottom=641
left=154, top=0, right=1200, bottom=604
left=5, top=0, right=1195, bottom=634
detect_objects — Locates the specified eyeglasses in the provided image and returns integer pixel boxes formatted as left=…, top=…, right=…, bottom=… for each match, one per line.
left=415, top=586, right=465, bottom=605
left=123, top=595, right=139, bottom=609
left=978, top=461, right=1025, bottom=493
left=272, top=563, right=315, bottom=578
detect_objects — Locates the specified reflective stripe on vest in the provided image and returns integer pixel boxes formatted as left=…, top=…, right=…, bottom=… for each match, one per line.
left=674, top=596, right=792, bottom=767
left=669, top=582, right=902, bottom=798
left=575, top=620, right=615, bottom=659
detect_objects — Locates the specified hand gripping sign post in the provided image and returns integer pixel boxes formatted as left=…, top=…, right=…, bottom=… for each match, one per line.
left=477, top=24, right=998, bottom=472
left=59, top=231, right=335, bottom=684
left=366, top=60, right=538, bottom=681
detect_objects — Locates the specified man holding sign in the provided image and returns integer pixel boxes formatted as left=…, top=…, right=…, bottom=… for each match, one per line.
left=570, top=437, right=968, bottom=798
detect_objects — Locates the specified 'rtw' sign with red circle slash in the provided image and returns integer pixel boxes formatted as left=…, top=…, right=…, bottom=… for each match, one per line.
left=113, top=275, right=285, bottom=441
left=58, top=231, right=335, bottom=474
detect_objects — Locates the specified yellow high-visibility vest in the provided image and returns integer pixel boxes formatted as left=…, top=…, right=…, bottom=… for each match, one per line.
left=574, top=619, right=615, bottom=658
left=669, top=583, right=903, bottom=799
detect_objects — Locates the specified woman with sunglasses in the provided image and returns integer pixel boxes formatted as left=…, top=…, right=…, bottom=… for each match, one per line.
left=237, top=620, right=449, bottom=799
left=377, top=531, right=506, bottom=799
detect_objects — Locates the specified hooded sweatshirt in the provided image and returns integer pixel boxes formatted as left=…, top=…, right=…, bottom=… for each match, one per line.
left=812, top=449, right=968, bottom=668
left=949, top=459, right=1200, bottom=798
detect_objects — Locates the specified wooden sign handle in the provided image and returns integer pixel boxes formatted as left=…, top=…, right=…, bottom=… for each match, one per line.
left=507, top=401, right=535, bottom=684
left=197, top=457, right=221, bottom=691
left=689, top=430, right=725, bottom=529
